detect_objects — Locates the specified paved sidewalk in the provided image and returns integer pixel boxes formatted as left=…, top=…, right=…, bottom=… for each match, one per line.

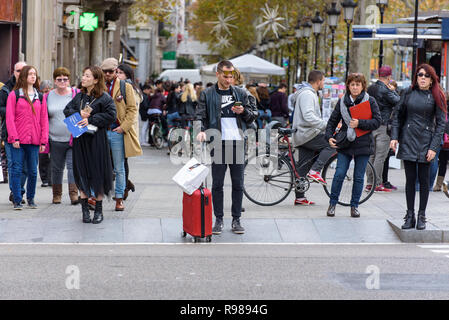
left=0, top=147, right=448, bottom=243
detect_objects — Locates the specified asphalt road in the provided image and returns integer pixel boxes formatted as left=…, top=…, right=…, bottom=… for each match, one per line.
left=1, top=243, right=448, bottom=300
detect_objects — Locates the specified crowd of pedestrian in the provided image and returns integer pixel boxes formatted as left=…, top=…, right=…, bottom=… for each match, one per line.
left=0, top=57, right=448, bottom=233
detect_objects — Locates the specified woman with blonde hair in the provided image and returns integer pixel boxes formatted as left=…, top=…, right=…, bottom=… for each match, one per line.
left=179, top=83, right=197, bottom=128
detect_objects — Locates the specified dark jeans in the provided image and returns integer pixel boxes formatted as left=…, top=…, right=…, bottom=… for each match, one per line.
left=295, top=133, right=334, bottom=199
left=438, top=149, right=449, bottom=177
left=329, top=152, right=370, bottom=208
left=10, top=144, right=39, bottom=204
left=5, top=142, right=27, bottom=195
left=211, top=141, right=245, bottom=219
left=211, top=163, right=244, bottom=219
left=404, top=160, right=430, bottom=212
left=49, top=140, right=74, bottom=185
left=39, top=153, right=51, bottom=184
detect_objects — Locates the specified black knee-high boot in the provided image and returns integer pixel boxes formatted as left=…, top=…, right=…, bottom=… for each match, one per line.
left=81, top=198, right=91, bottom=223
left=92, top=200, right=103, bottom=224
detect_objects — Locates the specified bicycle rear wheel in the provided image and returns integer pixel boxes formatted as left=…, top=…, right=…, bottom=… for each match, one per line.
left=151, top=124, right=164, bottom=149
left=243, top=154, right=294, bottom=206
left=321, top=154, right=376, bottom=206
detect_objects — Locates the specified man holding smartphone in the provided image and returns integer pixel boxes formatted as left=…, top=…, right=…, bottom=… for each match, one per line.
left=196, top=60, right=257, bottom=235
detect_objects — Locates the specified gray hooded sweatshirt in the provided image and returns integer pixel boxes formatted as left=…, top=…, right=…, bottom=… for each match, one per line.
left=291, top=82, right=327, bottom=147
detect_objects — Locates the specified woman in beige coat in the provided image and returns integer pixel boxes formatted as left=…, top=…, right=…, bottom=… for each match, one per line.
left=117, top=64, right=143, bottom=200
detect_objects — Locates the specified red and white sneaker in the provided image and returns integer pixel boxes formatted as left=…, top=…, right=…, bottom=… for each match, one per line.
left=307, top=170, right=327, bottom=185
left=374, top=185, right=393, bottom=192
left=365, top=185, right=372, bottom=192
left=294, top=198, right=315, bottom=206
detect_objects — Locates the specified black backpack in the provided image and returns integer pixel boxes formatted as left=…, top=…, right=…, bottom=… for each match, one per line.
left=14, top=89, right=43, bottom=104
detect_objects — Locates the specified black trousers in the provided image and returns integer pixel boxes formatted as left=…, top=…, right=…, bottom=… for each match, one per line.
left=38, top=153, right=51, bottom=184
left=437, top=149, right=449, bottom=177
left=403, top=160, right=430, bottom=212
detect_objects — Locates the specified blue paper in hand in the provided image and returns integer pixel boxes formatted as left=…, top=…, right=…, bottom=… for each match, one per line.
left=64, top=112, right=87, bottom=138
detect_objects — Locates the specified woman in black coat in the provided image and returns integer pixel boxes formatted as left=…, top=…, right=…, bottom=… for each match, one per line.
left=64, top=66, right=116, bottom=224
left=325, top=73, right=382, bottom=218
left=390, top=63, right=447, bottom=230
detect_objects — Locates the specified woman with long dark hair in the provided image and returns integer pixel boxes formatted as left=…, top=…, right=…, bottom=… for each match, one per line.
left=391, top=63, right=447, bottom=230
left=64, top=66, right=116, bottom=224
left=6, top=66, right=49, bottom=209
left=116, top=64, right=143, bottom=200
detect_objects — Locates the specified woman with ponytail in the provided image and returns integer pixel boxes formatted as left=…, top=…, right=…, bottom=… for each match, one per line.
left=391, top=63, right=447, bottom=230
left=6, top=66, right=49, bottom=210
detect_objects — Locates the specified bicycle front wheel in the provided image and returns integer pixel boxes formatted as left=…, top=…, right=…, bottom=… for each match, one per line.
left=243, top=154, right=294, bottom=206
left=321, top=154, right=376, bottom=207
left=151, top=124, right=164, bottom=149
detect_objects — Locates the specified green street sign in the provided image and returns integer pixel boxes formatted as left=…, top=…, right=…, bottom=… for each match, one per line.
left=163, top=51, right=176, bottom=60
left=80, top=12, right=98, bottom=32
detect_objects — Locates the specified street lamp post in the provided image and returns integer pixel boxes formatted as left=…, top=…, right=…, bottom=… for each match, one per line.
left=302, top=21, right=312, bottom=81
left=268, top=38, right=275, bottom=63
left=287, top=37, right=294, bottom=92
left=342, top=0, right=357, bottom=80
left=294, top=19, right=303, bottom=83
left=326, top=2, right=341, bottom=77
left=311, top=11, right=324, bottom=70
left=411, top=0, right=419, bottom=78
left=376, top=0, right=388, bottom=69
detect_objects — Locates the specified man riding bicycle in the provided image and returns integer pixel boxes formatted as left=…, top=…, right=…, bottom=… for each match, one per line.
left=291, top=70, right=334, bottom=206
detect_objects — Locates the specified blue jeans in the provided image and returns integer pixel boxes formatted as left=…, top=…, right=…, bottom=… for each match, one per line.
left=5, top=142, right=27, bottom=195
left=257, top=110, right=272, bottom=128
left=167, top=112, right=181, bottom=128
left=329, top=153, right=370, bottom=208
left=10, top=144, right=39, bottom=204
left=107, top=131, right=126, bottom=198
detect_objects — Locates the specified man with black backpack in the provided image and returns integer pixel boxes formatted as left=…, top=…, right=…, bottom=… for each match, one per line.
left=0, top=61, right=28, bottom=204
left=366, top=66, right=400, bottom=192
left=101, top=57, right=140, bottom=212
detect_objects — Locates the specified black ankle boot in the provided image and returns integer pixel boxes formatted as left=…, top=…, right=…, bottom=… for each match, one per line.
left=81, top=198, right=91, bottom=223
left=416, top=210, right=426, bottom=230
left=92, top=200, right=103, bottom=224
left=401, top=210, right=416, bottom=229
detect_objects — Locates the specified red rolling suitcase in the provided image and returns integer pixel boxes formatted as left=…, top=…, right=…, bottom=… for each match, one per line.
left=182, top=185, right=213, bottom=242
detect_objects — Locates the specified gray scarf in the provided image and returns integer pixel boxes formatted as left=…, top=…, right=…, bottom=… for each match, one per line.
left=339, top=92, right=370, bottom=142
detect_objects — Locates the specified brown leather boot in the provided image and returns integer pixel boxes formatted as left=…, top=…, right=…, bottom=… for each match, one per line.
left=52, top=184, right=62, bottom=204
left=68, top=183, right=80, bottom=205
left=115, top=198, right=125, bottom=211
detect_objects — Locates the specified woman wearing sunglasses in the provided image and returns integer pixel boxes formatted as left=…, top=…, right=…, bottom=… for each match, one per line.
left=391, top=64, right=447, bottom=230
left=44, top=67, right=80, bottom=205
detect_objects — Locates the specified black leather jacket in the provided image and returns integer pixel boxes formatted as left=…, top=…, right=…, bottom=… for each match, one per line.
left=367, top=80, right=400, bottom=125
left=0, top=75, right=16, bottom=141
left=391, top=87, right=446, bottom=163
left=195, top=84, right=258, bottom=133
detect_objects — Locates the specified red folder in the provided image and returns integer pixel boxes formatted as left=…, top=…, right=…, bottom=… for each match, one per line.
left=349, top=100, right=372, bottom=137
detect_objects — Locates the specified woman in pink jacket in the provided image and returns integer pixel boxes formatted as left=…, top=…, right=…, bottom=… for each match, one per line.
left=6, top=66, right=49, bottom=210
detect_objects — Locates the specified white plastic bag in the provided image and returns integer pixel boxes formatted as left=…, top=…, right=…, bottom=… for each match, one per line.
left=172, top=157, right=209, bottom=195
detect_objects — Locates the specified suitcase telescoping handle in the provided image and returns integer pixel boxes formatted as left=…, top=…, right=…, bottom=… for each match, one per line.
left=200, top=142, right=208, bottom=189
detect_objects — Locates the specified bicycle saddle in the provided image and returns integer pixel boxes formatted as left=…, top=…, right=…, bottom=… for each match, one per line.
left=278, top=128, right=297, bottom=135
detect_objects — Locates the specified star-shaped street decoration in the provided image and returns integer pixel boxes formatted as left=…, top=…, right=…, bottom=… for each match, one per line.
left=214, top=35, right=231, bottom=49
left=256, top=3, right=286, bottom=39
left=206, top=13, right=238, bottom=36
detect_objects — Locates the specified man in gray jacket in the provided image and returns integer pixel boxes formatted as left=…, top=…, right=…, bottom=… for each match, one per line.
left=291, top=70, right=334, bottom=205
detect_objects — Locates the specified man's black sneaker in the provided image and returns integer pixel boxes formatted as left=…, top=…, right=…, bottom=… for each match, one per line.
left=27, top=199, right=38, bottom=209
left=14, top=203, right=23, bottom=210
left=231, top=219, right=245, bottom=234
left=212, top=218, right=224, bottom=235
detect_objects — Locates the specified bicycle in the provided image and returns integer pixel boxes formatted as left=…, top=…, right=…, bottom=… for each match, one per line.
left=147, top=114, right=165, bottom=149
left=167, top=116, right=196, bottom=157
left=243, top=127, right=377, bottom=206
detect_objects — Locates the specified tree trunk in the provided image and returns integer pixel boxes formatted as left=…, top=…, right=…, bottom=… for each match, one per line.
left=349, top=0, right=375, bottom=80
